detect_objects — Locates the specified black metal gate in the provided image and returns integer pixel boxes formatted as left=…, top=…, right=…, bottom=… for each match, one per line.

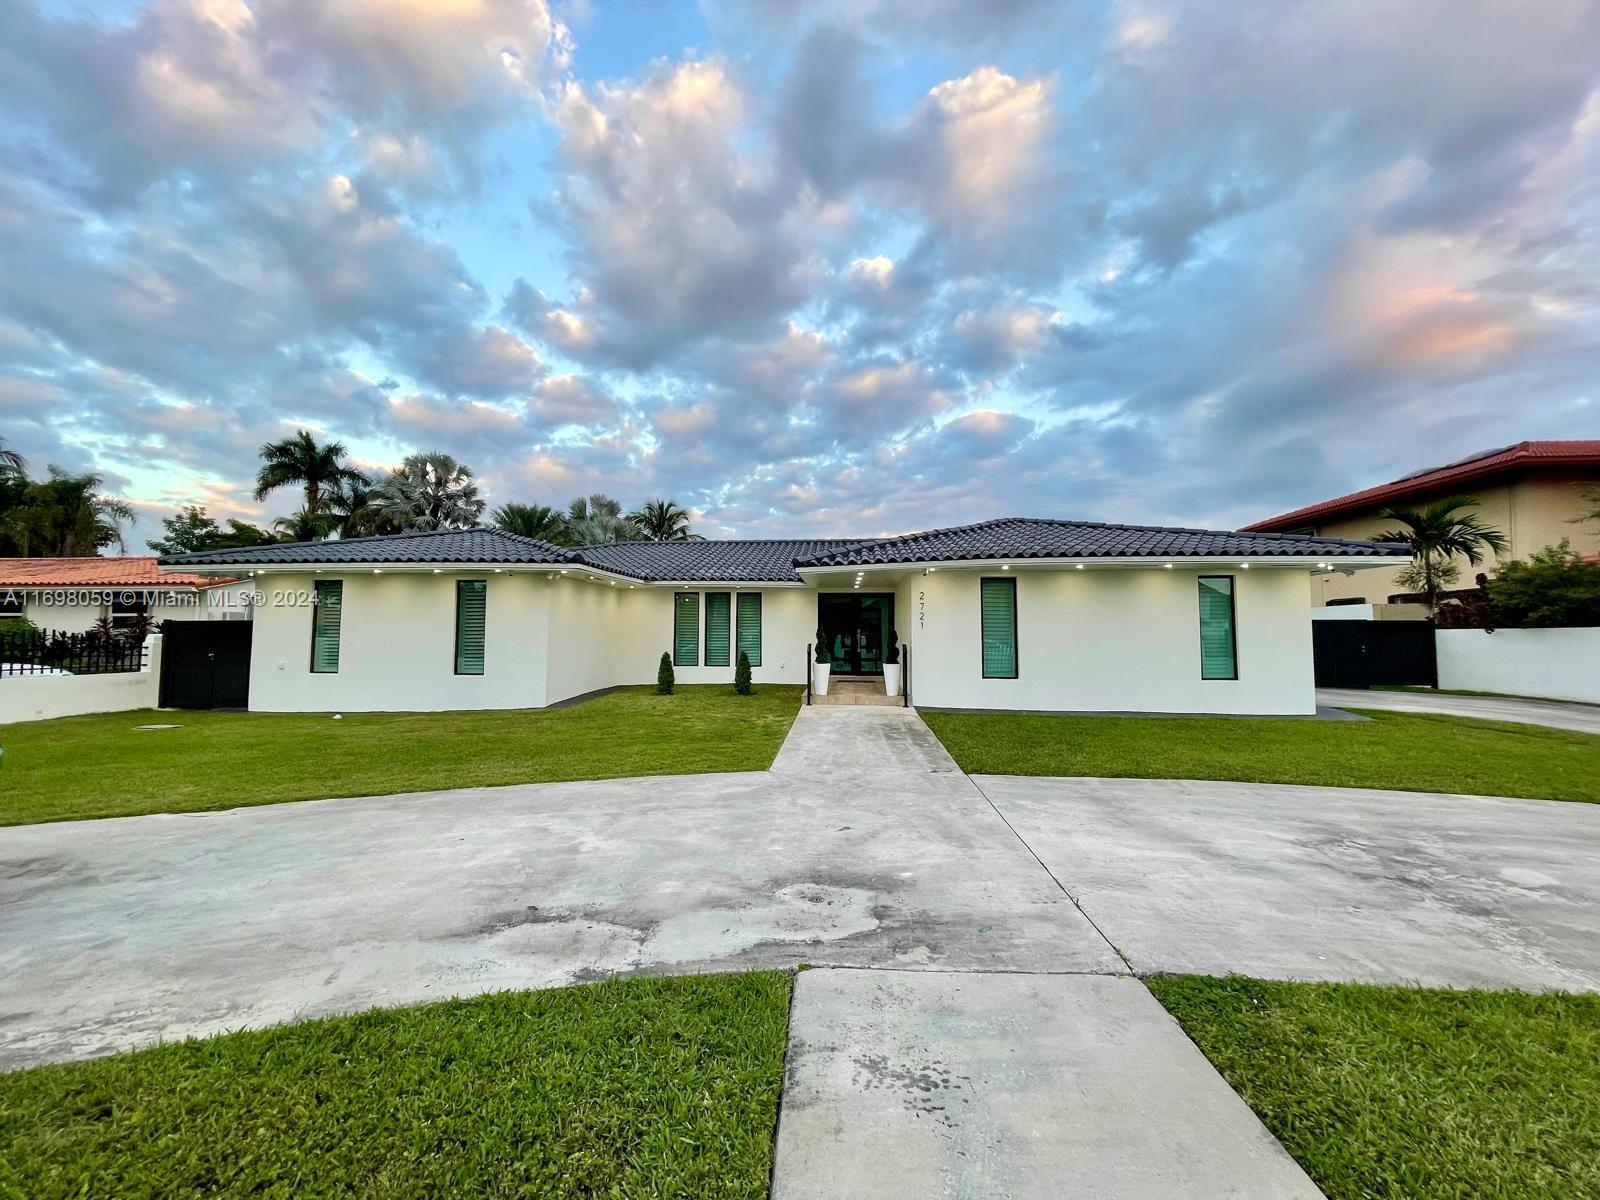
left=1312, top=620, right=1437, bottom=689
left=159, top=620, right=253, bottom=709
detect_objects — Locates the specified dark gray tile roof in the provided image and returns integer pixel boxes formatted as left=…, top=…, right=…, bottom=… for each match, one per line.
left=575, top=540, right=858, bottom=582
left=160, top=519, right=1408, bottom=578
left=791, top=517, right=1411, bottom=567
left=159, top=528, right=576, bottom=567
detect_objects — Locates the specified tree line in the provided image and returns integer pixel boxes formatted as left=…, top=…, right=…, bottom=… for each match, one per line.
left=0, top=437, right=136, bottom=556
left=0, top=430, right=698, bottom=557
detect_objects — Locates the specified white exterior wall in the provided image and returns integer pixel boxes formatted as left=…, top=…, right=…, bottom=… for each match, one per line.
left=247, top=571, right=550, bottom=712
left=230, top=563, right=1317, bottom=715
left=905, top=566, right=1315, bottom=715
left=0, top=635, right=162, bottom=724
left=245, top=573, right=814, bottom=712
left=1437, top=627, right=1600, bottom=705
left=636, top=587, right=815, bottom=687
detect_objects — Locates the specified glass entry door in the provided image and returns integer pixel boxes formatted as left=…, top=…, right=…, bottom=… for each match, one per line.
left=818, top=594, right=894, bottom=675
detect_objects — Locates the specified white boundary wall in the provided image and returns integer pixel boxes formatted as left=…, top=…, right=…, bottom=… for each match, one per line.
left=1437, top=628, right=1600, bottom=704
left=0, top=635, right=162, bottom=725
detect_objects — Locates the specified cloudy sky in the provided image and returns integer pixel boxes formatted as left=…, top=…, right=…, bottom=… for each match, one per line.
left=2, top=0, right=1598, bottom=546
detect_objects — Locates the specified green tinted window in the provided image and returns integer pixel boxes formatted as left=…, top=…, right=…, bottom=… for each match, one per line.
left=980, top=577, right=1017, bottom=679
left=1199, top=576, right=1237, bottom=680
left=455, top=580, right=487, bottom=675
left=674, top=592, right=699, bottom=666
left=705, top=592, right=731, bottom=667
left=736, top=592, right=762, bottom=667
left=311, top=580, right=342, bottom=673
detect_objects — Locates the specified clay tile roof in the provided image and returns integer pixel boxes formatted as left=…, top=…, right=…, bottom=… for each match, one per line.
left=0, top=556, right=235, bottom=589
left=1243, top=440, right=1600, bottom=532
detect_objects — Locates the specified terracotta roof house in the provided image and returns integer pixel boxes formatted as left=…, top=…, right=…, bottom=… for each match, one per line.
left=1243, top=441, right=1600, bottom=606
left=0, top=556, right=246, bottom=633
left=162, top=517, right=1406, bottom=716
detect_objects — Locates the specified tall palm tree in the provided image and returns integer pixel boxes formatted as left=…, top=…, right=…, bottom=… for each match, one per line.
left=253, top=430, right=367, bottom=521
left=367, top=452, right=486, bottom=532
left=629, top=498, right=693, bottom=541
left=0, top=436, right=23, bottom=476
left=1373, top=496, right=1509, bottom=612
left=492, top=502, right=566, bottom=544
left=564, top=492, right=639, bottom=545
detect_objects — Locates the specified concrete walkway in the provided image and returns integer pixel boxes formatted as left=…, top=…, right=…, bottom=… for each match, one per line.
left=1319, top=686, right=1600, bottom=734
left=774, top=970, right=1321, bottom=1200
left=5, top=701, right=1598, bottom=1195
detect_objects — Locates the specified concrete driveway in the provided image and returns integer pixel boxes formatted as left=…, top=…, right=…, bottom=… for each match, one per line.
left=0, top=709, right=1117, bottom=1070
left=974, top=775, right=1600, bottom=991
left=1320, top=686, right=1600, bottom=734
left=6, top=703, right=1599, bottom=1197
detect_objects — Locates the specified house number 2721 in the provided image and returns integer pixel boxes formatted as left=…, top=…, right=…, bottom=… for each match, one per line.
left=918, top=590, right=926, bottom=630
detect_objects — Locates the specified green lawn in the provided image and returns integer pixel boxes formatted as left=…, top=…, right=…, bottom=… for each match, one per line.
left=921, top=709, right=1600, bottom=802
left=0, top=685, right=803, bottom=826
left=1150, top=975, right=1600, bottom=1199
left=0, top=971, right=791, bottom=1200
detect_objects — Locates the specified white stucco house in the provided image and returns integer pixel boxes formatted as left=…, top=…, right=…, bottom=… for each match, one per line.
left=159, top=518, right=1408, bottom=716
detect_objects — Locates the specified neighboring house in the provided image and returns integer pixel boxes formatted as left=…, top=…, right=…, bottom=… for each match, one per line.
left=161, top=518, right=1405, bottom=716
left=1244, top=440, right=1600, bottom=606
left=0, top=557, right=249, bottom=634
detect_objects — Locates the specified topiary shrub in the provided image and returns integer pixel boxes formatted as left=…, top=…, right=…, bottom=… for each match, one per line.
left=884, top=630, right=900, bottom=664
left=814, top=629, right=830, bottom=663
left=657, top=651, right=675, bottom=695
left=734, top=650, right=752, bottom=695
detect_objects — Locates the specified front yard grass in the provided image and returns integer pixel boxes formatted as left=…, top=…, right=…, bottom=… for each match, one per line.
left=0, top=684, right=803, bottom=826
left=921, top=709, right=1600, bottom=802
left=1150, top=975, right=1600, bottom=1199
left=0, top=971, right=791, bottom=1200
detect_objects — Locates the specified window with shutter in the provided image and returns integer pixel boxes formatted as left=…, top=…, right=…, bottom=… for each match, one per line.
left=455, top=580, right=487, bottom=675
left=736, top=592, right=762, bottom=667
left=674, top=592, right=699, bottom=666
left=704, top=592, right=731, bottom=666
left=1198, top=576, right=1238, bottom=680
left=310, top=580, right=343, bottom=673
left=980, top=577, right=1017, bottom=679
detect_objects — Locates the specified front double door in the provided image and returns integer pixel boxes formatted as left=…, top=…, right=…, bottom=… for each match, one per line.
left=818, top=593, right=894, bottom=676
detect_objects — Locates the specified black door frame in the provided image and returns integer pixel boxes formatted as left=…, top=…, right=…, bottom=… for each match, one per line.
left=817, top=592, right=894, bottom=676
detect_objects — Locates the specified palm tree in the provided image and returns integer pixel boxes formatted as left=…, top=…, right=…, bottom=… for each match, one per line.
left=492, top=502, right=566, bottom=543
left=0, top=468, right=135, bottom=555
left=0, top=436, right=23, bottom=476
left=367, top=452, right=486, bottom=532
left=1373, top=496, right=1509, bottom=612
left=629, top=498, right=693, bottom=541
left=325, top=476, right=396, bottom=539
left=564, top=493, right=639, bottom=545
left=272, top=508, right=337, bottom=542
left=253, top=430, right=367, bottom=521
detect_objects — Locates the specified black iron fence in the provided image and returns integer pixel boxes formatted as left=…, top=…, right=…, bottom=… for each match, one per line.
left=0, top=628, right=147, bottom=677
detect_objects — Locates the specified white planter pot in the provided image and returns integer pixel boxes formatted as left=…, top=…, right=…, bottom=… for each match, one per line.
left=882, top=663, right=901, bottom=697
left=813, top=661, right=831, bottom=695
